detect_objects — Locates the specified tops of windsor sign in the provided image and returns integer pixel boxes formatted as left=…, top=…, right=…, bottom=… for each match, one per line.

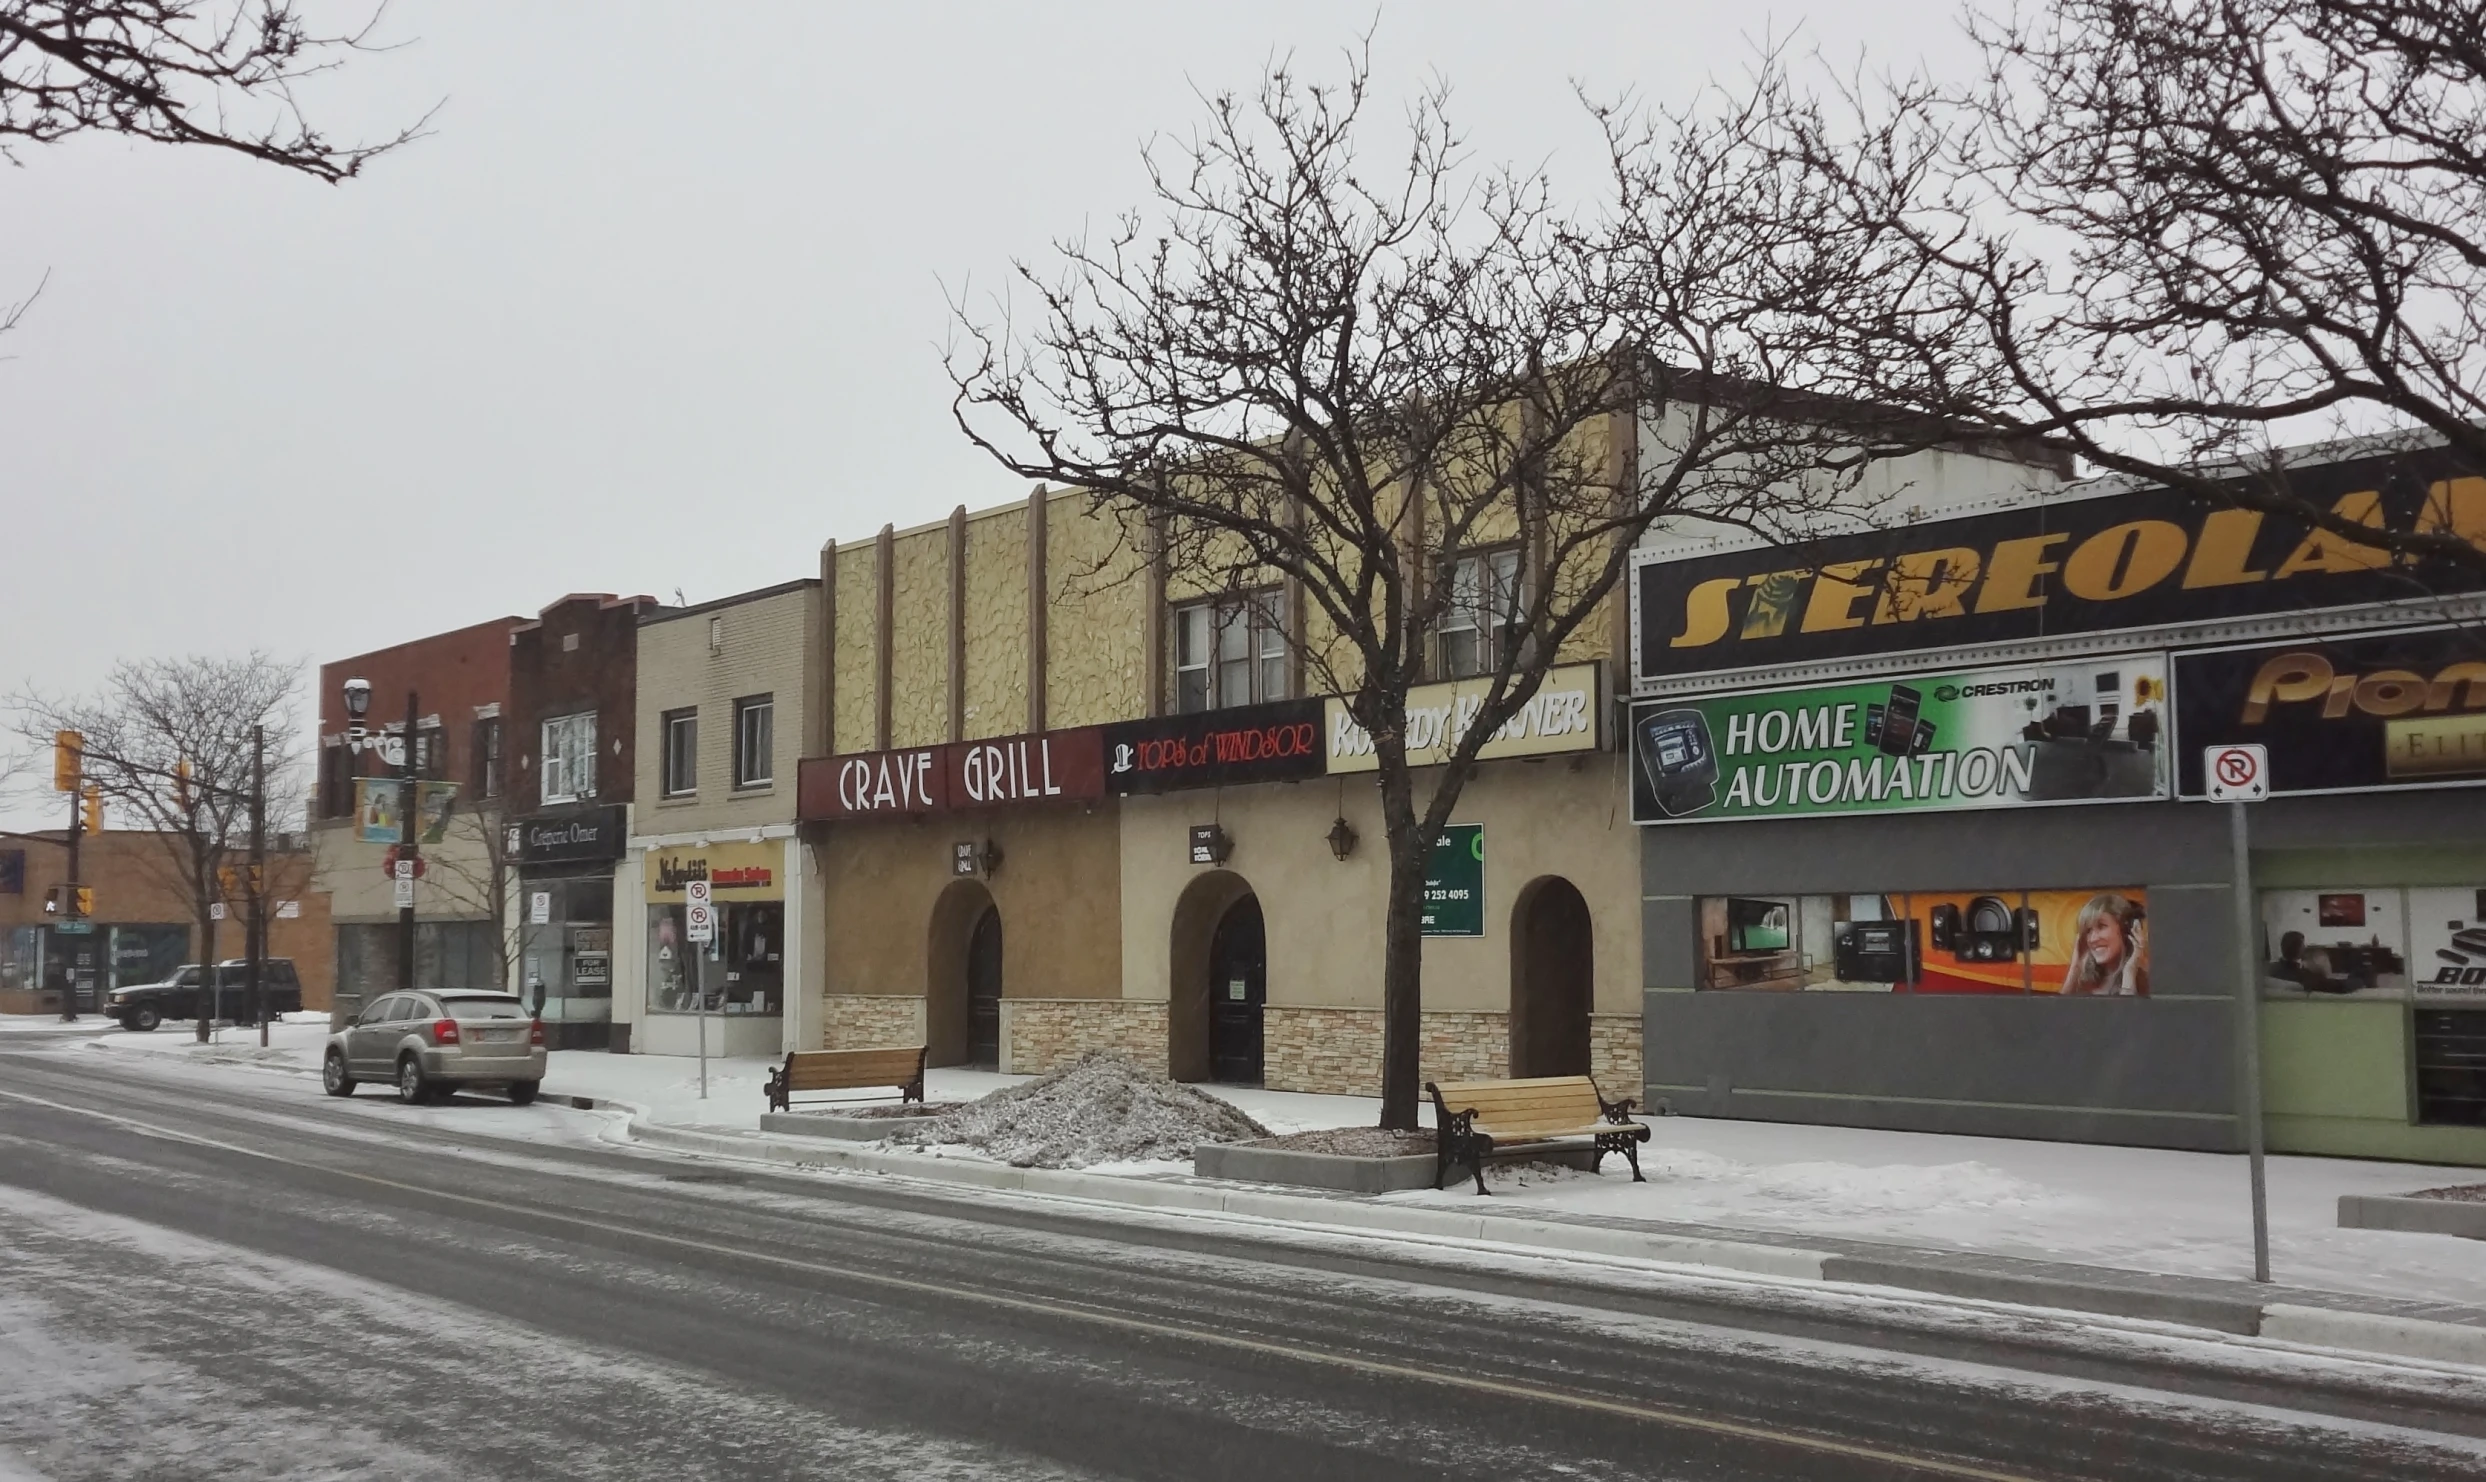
left=1104, top=698, right=1324, bottom=794
left=798, top=729, right=1107, bottom=820
left=1631, top=450, right=2486, bottom=687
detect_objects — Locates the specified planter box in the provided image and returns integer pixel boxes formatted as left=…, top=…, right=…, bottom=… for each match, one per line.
left=1194, top=1141, right=1440, bottom=1193
left=2339, top=1193, right=2486, bottom=1241
left=761, top=1110, right=939, bottom=1142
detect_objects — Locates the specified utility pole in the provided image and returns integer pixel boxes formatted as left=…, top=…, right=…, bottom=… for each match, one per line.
left=59, top=775, right=82, bottom=1023
left=249, top=725, right=268, bottom=1049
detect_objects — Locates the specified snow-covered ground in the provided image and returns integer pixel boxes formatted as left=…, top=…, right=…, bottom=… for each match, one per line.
left=58, top=1025, right=2486, bottom=1309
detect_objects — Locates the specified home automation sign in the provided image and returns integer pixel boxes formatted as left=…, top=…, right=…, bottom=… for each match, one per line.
left=1630, top=655, right=2171, bottom=824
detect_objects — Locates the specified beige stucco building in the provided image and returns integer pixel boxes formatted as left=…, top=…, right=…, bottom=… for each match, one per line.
left=793, top=472, right=1650, bottom=1099
left=610, top=579, right=826, bottom=1058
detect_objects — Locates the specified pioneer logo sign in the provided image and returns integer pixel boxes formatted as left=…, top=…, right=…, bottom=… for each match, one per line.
left=1633, top=452, right=2486, bottom=683
left=1104, top=698, right=1325, bottom=795
left=2176, top=626, right=2486, bottom=798
left=798, top=729, right=1105, bottom=820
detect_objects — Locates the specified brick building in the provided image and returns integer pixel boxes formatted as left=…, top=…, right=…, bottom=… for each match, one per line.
left=506, top=593, right=671, bottom=1048
left=313, top=615, right=526, bottom=1022
left=1, top=829, right=334, bottom=1016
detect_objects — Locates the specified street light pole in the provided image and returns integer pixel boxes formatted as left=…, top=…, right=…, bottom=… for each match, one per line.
left=398, top=688, right=421, bottom=996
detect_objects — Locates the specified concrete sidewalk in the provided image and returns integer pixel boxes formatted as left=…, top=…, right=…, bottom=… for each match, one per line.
left=603, top=1107, right=2486, bottom=1371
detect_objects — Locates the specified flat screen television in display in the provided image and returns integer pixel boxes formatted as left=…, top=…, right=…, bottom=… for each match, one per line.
left=1726, top=897, right=1791, bottom=955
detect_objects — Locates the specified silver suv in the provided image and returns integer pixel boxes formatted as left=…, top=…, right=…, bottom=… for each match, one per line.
left=323, top=991, right=547, bottom=1105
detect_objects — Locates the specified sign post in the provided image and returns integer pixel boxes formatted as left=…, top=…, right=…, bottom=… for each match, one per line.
left=2207, top=742, right=2272, bottom=1283
left=685, top=878, right=715, bottom=1099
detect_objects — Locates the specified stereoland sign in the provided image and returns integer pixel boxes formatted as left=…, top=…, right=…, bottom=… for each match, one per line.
left=1632, top=449, right=2486, bottom=686
left=1630, top=656, right=2171, bottom=824
left=1325, top=662, right=1603, bottom=773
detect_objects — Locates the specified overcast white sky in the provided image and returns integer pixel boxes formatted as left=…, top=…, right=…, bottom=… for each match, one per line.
left=0, top=1, right=1967, bottom=817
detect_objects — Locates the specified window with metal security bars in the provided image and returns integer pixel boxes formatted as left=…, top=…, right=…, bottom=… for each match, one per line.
left=734, top=696, right=774, bottom=788
left=661, top=709, right=698, bottom=797
left=1439, top=548, right=1524, bottom=680
left=540, top=712, right=597, bottom=805
left=1173, top=590, right=1287, bottom=713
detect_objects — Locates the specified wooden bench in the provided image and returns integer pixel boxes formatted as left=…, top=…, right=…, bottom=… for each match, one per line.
left=765, top=1046, right=928, bottom=1113
left=1424, top=1075, right=1649, bottom=1195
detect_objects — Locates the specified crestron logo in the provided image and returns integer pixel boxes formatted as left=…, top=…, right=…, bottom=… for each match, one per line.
left=1934, top=685, right=1959, bottom=702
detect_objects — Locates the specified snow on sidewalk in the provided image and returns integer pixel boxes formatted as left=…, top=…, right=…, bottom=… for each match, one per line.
left=66, top=1024, right=2486, bottom=1312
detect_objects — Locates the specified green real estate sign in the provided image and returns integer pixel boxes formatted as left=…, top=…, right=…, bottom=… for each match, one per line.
left=1629, top=656, right=2172, bottom=824
left=1422, top=825, right=1485, bottom=936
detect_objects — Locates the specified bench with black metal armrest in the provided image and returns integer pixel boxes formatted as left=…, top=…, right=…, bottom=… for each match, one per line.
left=1424, top=1075, right=1650, bottom=1195
left=764, top=1046, right=928, bottom=1113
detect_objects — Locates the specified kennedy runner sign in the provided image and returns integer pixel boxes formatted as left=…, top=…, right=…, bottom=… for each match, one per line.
left=1326, top=662, right=1602, bottom=773
left=1630, top=655, right=2171, bottom=824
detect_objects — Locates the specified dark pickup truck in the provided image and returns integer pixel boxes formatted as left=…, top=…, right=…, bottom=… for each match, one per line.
left=105, top=959, right=305, bottom=1031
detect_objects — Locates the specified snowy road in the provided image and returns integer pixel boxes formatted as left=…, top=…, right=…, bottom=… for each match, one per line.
left=1, top=1048, right=2480, bottom=1482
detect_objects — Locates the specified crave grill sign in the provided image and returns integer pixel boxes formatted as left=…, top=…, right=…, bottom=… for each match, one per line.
left=1632, top=451, right=2486, bottom=685
left=1103, top=698, right=1325, bottom=795
left=798, top=728, right=1107, bottom=820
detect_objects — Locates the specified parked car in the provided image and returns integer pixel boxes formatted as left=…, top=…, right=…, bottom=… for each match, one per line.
left=323, top=991, right=546, bottom=1105
left=106, top=959, right=305, bottom=1032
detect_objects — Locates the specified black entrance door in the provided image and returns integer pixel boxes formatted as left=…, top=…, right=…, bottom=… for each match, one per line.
left=966, top=905, right=1003, bottom=1067
left=1208, top=897, right=1265, bottom=1084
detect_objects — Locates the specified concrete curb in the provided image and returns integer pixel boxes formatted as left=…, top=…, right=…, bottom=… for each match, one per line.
left=617, top=1117, right=2486, bottom=1370
left=2340, top=1193, right=2486, bottom=1241
left=1192, top=1143, right=1438, bottom=1194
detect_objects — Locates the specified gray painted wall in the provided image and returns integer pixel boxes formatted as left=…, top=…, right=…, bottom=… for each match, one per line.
left=1640, top=790, right=2485, bottom=1150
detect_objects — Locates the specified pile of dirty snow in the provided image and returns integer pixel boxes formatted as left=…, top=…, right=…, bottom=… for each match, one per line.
left=882, top=1052, right=1268, bottom=1168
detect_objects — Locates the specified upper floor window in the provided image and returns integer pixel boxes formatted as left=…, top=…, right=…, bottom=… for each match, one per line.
left=1440, top=548, right=1524, bottom=680
left=320, top=743, right=354, bottom=819
left=662, top=708, right=699, bottom=797
left=414, top=724, right=448, bottom=781
left=471, top=717, right=503, bottom=799
left=540, top=712, right=597, bottom=805
left=734, top=695, right=774, bottom=788
left=1173, top=589, right=1287, bottom=713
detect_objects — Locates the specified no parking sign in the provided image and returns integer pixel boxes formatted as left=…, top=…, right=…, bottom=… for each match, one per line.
left=2205, top=743, right=2269, bottom=803
left=684, top=877, right=716, bottom=943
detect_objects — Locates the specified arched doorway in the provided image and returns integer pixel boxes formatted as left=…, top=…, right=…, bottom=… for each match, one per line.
left=1207, top=896, right=1266, bottom=1084
left=1509, top=876, right=1592, bottom=1080
left=966, top=904, right=1003, bottom=1068
left=1166, top=869, right=1257, bottom=1082
left=926, top=878, right=998, bottom=1068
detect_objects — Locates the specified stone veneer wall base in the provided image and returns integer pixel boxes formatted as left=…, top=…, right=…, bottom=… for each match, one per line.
left=821, top=994, right=928, bottom=1051
left=1003, top=998, right=1169, bottom=1076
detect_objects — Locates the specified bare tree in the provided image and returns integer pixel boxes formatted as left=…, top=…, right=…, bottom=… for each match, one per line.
left=11, top=652, right=302, bottom=1041
left=1772, top=0, right=2486, bottom=572
left=422, top=796, right=517, bottom=996
left=0, top=0, right=425, bottom=177
left=949, top=49, right=1967, bottom=1128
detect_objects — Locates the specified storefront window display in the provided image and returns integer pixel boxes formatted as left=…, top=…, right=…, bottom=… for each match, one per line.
left=642, top=840, right=785, bottom=1017
left=521, top=876, right=614, bottom=1021
left=1696, top=888, right=2152, bottom=995
left=645, top=900, right=783, bottom=1015
left=2258, top=886, right=2486, bottom=1003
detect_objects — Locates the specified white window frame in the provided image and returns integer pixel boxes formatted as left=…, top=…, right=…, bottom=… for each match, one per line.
left=1440, top=548, right=1525, bottom=680
left=733, top=695, right=774, bottom=789
left=661, top=709, right=698, bottom=798
left=540, top=711, right=597, bottom=805
left=1172, top=589, right=1287, bottom=713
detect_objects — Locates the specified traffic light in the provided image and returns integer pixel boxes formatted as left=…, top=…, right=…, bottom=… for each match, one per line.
left=80, top=784, right=103, bottom=833
left=72, top=887, right=92, bottom=918
left=52, top=731, right=82, bottom=793
left=172, top=758, right=194, bottom=811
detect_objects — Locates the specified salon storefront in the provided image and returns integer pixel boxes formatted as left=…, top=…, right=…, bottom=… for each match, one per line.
left=1108, top=666, right=1643, bottom=1096
left=611, top=834, right=803, bottom=1059
left=1629, top=444, right=2486, bottom=1159
left=512, top=803, right=626, bottom=1050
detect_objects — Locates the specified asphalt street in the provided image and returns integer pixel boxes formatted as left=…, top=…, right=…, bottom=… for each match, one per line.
left=1, top=1041, right=2481, bottom=1482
